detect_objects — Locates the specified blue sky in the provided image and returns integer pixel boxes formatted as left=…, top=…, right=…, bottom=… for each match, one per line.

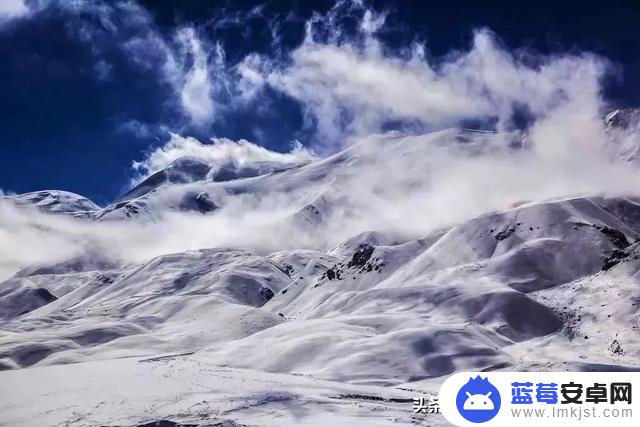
left=1, top=0, right=639, bottom=205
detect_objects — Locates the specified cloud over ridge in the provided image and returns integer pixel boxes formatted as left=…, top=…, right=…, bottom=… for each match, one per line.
left=1, top=0, right=638, bottom=283
left=132, top=133, right=317, bottom=181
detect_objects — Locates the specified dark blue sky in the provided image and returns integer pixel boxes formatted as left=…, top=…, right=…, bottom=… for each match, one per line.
left=1, top=0, right=640, bottom=205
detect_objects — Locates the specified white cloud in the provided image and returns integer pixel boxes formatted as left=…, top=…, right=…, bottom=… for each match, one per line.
left=132, top=133, right=317, bottom=179
left=0, top=0, right=28, bottom=20
left=0, top=0, right=27, bottom=15
left=242, top=28, right=606, bottom=148
left=52, top=0, right=220, bottom=128
left=231, top=0, right=608, bottom=154
left=172, top=28, right=216, bottom=127
left=123, top=23, right=227, bottom=129
left=130, top=24, right=224, bottom=128
left=1, top=0, right=611, bottom=143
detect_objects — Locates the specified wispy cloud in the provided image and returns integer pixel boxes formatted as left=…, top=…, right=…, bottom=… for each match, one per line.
left=132, top=133, right=316, bottom=181
left=238, top=2, right=608, bottom=150
left=4, top=0, right=613, bottom=148
left=46, top=0, right=222, bottom=128
left=172, top=28, right=217, bottom=127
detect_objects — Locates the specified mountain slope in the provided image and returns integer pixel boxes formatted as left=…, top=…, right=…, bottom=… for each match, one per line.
left=2, top=194, right=639, bottom=373
left=2, top=124, right=640, bottom=425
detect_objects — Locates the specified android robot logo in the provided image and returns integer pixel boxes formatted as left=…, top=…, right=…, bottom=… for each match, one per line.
left=455, top=376, right=501, bottom=423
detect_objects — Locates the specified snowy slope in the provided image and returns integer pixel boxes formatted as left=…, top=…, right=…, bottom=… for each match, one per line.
left=0, top=356, right=435, bottom=427
left=2, top=123, right=640, bottom=425
left=90, top=128, right=523, bottom=221
left=1, top=190, right=99, bottom=217
left=605, top=108, right=640, bottom=164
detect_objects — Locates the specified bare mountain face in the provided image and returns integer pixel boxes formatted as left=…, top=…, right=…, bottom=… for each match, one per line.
left=1, top=116, right=640, bottom=426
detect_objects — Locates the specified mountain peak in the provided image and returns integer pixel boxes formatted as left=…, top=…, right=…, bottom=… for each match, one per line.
left=1, top=190, right=99, bottom=215
left=605, top=108, right=640, bottom=129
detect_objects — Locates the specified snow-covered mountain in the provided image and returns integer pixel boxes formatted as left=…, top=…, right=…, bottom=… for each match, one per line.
left=605, top=108, right=640, bottom=164
left=2, top=118, right=640, bottom=426
left=1, top=190, right=100, bottom=218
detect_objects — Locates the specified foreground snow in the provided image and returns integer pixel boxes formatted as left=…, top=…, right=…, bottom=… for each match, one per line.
left=0, top=355, right=442, bottom=426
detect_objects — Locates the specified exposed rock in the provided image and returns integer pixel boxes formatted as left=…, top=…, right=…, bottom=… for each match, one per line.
left=135, top=421, right=198, bottom=427
left=602, top=249, right=629, bottom=271
left=34, top=288, right=57, bottom=303
left=259, top=287, right=275, bottom=302
left=347, top=244, right=375, bottom=268
left=495, top=226, right=515, bottom=241
left=605, top=108, right=640, bottom=129
left=595, top=225, right=630, bottom=249
left=194, top=192, right=218, bottom=214
left=609, top=339, right=625, bottom=355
